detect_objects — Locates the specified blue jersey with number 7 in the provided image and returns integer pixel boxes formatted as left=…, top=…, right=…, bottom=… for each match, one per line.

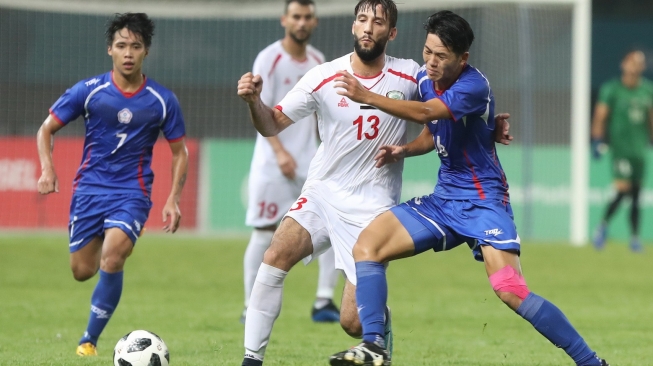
left=417, top=64, right=509, bottom=201
left=49, top=71, right=186, bottom=197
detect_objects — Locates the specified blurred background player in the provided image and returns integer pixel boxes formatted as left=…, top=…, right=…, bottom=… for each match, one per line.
left=591, top=50, right=653, bottom=252
left=329, top=10, right=608, bottom=366
left=36, top=13, right=188, bottom=356
left=242, top=0, right=341, bottom=324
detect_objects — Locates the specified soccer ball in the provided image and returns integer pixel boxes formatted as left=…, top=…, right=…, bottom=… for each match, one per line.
left=113, top=330, right=170, bottom=366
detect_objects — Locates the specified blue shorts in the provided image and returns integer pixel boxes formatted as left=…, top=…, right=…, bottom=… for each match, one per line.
left=390, top=194, right=520, bottom=261
left=68, top=194, right=152, bottom=252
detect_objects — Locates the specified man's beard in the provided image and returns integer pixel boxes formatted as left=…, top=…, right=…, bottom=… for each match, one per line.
left=289, top=30, right=311, bottom=45
left=353, top=34, right=388, bottom=62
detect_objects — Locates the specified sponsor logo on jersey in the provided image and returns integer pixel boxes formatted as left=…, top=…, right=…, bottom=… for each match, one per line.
left=484, top=228, right=503, bottom=236
left=85, top=78, right=101, bottom=87
left=386, top=90, right=405, bottom=100
left=338, top=97, right=349, bottom=107
left=117, top=108, right=133, bottom=124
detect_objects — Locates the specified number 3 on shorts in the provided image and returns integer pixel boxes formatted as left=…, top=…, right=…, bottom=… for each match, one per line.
left=290, top=197, right=307, bottom=211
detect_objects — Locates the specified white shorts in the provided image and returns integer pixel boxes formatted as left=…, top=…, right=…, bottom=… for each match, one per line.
left=284, top=182, right=392, bottom=285
left=246, top=176, right=305, bottom=228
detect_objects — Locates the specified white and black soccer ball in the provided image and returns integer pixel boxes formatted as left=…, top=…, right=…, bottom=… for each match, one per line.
left=113, top=330, right=170, bottom=366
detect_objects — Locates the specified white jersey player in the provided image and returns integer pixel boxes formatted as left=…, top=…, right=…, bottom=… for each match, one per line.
left=242, top=0, right=342, bottom=326
left=237, top=2, right=412, bottom=365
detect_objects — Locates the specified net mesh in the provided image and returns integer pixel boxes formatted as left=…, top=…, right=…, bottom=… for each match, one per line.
left=0, top=2, right=575, bottom=240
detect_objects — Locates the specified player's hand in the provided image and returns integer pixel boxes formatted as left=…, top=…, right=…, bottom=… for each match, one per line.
left=37, top=168, right=59, bottom=194
left=237, top=72, right=263, bottom=104
left=334, top=70, right=371, bottom=104
left=162, top=200, right=181, bottom=233
left=374, top=145, right=406, bottom=168
left=591, top=138, right=606, bottom=160
left=494, top=113, right=513, bottom=145
left=276, top=149, right=297, bottom=180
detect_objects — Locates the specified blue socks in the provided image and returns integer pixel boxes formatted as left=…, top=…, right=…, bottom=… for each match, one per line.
left=79, top=270, right=123, bottom=345
left=517, top=293, right=601, bottom=366
left=356, top=261, right=387, bottom=347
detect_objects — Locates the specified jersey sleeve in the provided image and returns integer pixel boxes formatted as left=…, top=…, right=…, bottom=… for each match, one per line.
left=437, top=72, right=490, bottom=121
left=253, top=51, right=276, bottom=107
left=161, top=93, right=186, bottom=142
left=597, top=81, right=615, bottom=107
left=275, top=68, right=319, bottom=123
left=49, top=80, right=88, bottom=125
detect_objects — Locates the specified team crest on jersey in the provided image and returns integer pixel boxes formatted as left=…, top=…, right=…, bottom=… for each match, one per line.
left=386, top=90, right=405, bottom=100
left=117, top=108, right=132, bottom=124
left=338, top=97, right=349, bottom=107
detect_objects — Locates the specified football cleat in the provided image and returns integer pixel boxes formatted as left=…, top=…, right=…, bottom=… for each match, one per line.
left=599, top=358, right=610, bottom=366
left=76, top=342, right=97, bottom=356
left=330, top=341, right=390, bottom=366
left=384, top=306, right=393, bottom=358
left=592, top=223, right=607, bottom=250
left=312, top=300, right=340, bottom=323
left=241, top=355, right=263, bottom=366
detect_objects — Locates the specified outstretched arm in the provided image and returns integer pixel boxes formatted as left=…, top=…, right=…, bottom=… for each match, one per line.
left=237, top=72, right=294, bottom=136
left=375, top=126, right=435, bottom=168
left=36, top=115, right=65, bottom=194
left=162, top=139, right=189, bottom=233
left=334, top=70, right=451, bottom=124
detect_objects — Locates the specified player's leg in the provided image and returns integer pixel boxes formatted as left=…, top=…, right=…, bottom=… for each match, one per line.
left=594, top=158, right=632, bottom=249
left=242, top=224, right=275, bottom=323
left=77, top=195, right=149, bottom=354
left=482, top=246, right=608, bottom=365
left=628, top=157, right=644, bottom=252
left=242, top=216, right=314, bottom=366
left=312, top=247, right=341, bottom=322
left=70, top=237, right=103, bottom=281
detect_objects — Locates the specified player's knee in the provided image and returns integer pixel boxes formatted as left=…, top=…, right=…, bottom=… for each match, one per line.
left=489, top=266, right=530, bottom=309
left=352, top=231, right=385, bottom=262
left=71, top=264, right=97, bottom=282
left=100, top=253, right=128, bottom=273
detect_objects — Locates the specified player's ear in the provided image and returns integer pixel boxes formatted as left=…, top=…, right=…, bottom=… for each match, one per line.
left=281, top=13, right=287, bottom=28
left=461, top=52, right=469, bottom=64
left=107, top=45, right=112, bottom=56
left=388, top=27, right=397, bottom=41
left=351, top=21, right=355, bottom=35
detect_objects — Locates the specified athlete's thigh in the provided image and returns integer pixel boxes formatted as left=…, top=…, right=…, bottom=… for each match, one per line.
left=68, top=194, right=107, bottom=254
left=447, top=199, right=520, bottom=262
left=354, top=210, right=415, bottom=263
left=612, top=156, right=634, bottom=190
left=390, top=195, right=464, bottom=256
left=264, top=216, right=314, bottom=271
left=479, top=245, right=521, bottom=277
left=103, top=194, right=152, bottom=247
left=102, top=227, right=135, bottom=261
left=246, top=177, right=301, bottom=227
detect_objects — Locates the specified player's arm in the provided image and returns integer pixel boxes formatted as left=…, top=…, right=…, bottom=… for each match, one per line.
left=36, top=114, right=65, bottom=194
left=237, top=72, right=294, bottom=136
left=162, top=139, right=189, bottom=233
left=590, top=102, right=610, bottom=159
left=334, top=70, right=450, bottom=124
left=266, top=136, right=297, bottom=180
left=375, top=126, right=435, bottom=168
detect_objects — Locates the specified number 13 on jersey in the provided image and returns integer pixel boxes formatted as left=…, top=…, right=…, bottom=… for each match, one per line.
left=353, top=115, right=379, bottom=140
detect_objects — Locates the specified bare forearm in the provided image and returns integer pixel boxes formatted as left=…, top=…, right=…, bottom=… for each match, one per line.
left=364, top=93, right=447, bottom=125
left=168, top=150, right=188, bottom=204
left=591, top=104, right=609, bottom=140
left=403, top=129, right=435, bottom=158
left=265, top=135, right=285, bottom=154
left=249, top=100, right=282, bottom=137
left=36, top=126, right=55, bottom=171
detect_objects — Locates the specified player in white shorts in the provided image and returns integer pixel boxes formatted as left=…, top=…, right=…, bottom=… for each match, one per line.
left=242, top=0, right=341, bottom=326
left=237, top=1, right=511, bottom=365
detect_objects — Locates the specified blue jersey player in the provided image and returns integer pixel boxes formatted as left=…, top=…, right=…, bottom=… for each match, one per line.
left=36, top=13, right=188, bottom=357
left=329, top=11, right=609, bottom=366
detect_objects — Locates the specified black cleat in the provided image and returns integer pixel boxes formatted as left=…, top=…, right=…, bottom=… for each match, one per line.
left=599, top=359, right=609, bottom=366
left=241, top=356, right=263, bottom=366
left=329, top=341, right=390, bottom=366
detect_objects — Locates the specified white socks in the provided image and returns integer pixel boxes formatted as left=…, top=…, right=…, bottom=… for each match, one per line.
left=244, top=263, right=288, bottom=358
left=243, top=229, right=274, bottom=308
left=316, top=247, right=339, bottom=301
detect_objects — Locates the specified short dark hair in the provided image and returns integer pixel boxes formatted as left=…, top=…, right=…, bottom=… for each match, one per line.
left=105, top=13, right=155, bottom=48
left=285, top=0, right=315, bottom=13
left=354, top=0, right=398, bottom=29
left=424, top=10, right=474, bottom=56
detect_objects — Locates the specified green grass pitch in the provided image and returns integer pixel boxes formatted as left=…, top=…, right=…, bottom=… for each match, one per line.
left=0, top=234, right=649, bottom=365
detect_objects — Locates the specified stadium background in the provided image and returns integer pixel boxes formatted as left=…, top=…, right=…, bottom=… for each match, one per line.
left=0, top=0, right=652, bottom=244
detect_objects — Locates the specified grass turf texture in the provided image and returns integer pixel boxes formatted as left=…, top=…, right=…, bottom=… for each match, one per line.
left=0, top=234, right=649, bottom=365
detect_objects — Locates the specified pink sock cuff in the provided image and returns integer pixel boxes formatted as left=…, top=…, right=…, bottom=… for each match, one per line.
left=489, top=265, right=530, bottom=300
